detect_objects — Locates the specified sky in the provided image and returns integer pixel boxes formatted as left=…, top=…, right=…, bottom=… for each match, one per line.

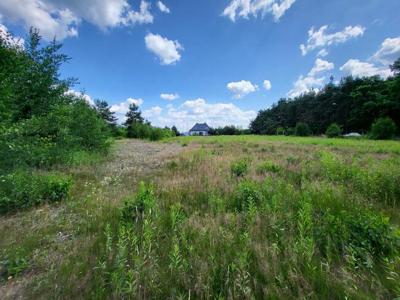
left=1, top=0, right=400, bottom=131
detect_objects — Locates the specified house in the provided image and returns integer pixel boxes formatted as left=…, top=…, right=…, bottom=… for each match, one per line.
left=189, top=123, right=211, bottom=136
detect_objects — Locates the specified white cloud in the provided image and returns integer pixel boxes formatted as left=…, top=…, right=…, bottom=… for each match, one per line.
left=143, top=106, right=162, bottom=118
left=110, top=97, right=143, bottom=121
left=340, top=59, right=392, bottom=79
left=145, top=98, right=257, bottom=131
left=300, top=25, right=365, bottom=56
left=227, top=80, right=258, bottom=99
left=222, top=0, right=296, bottom=22
left=317, top=49, right=328, bottom=57
left=157, top=1, right=170, bottom=14
left=288, top=58, right=334, bottom=98
left=0, top=0, right=153, bottom=41
left=371, top=37, right=400, bottom=65
left=0, top=23, right=24, bottom=48
left=263, top=80, right=272, bottom=91
left=145, top=33, right=183, bottom=65
left=160, top=93, right=179, bottom=101
left=65, top=89, right=94, bottom=106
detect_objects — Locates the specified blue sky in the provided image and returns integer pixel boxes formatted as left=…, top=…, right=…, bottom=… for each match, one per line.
left=1, top=0, right=399, bottom=131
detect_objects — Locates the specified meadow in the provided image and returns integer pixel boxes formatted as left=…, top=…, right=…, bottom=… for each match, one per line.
left=1, top=135, right=400, bottom=299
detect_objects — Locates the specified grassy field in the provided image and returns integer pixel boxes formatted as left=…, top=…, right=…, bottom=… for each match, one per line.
left=1, top=136, right=400, bottom=299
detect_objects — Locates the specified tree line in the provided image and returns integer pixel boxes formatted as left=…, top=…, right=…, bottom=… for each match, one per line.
left=250, top=62, right=400, bottom=139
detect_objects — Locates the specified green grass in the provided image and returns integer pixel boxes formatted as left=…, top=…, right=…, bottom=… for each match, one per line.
left=1, top=136, right=400, bottom=299
left=166, top=135, right=400, bottom=154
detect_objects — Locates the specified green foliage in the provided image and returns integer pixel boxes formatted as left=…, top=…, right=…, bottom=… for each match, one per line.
left=0, top=28, right=111, bottom=174
left=230, top=159, right=249, bottom=177
left=256, top=161, right=281, bottom=174
left=0, top=171, right=72, bottom=214
left=233, top=180, right=263, bottom=212
left=276, top=126, right=286, bottom=135
left=0, top=248, right=29, bottom=280
left=126, top=122, right=174, bottom=141
left=370, top=117, right=397, bottom=140
left=295, top=122, right=311, bottom=136
left=325, top=123, right=342, bottom=138
left=120, top=182, right=156, bottom=221
left=250, top=72, right=400, bottom=136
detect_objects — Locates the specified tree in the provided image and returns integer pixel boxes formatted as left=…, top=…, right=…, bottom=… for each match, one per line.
left=390, top=58, right=400, bottom=76
left=295, top=122, right=311, bottom=136
left=95, top=99, right=117, bottom=128
left=124, top=103, right=143, bottom=126
left=171, top=125, right=180, bottom=136
left=325, top=123, right=342, bottom=138
left=370, top=117, right=397, bottom=140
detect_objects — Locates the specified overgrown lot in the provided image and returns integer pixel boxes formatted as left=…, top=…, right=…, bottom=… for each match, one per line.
left=1, top=136, right=400, bottom=299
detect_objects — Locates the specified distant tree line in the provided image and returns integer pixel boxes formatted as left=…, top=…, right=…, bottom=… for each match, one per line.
left=209, top=125, right=250, bottom=136
left=250, top=61, right=400, bottom=139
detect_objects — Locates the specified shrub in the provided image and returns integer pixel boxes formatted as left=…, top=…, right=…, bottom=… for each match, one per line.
left=233, top=180, right=263, bottom=212
left=256, top=161, right=281, bottom=174
left=276, top=127, right=286, bottom=135
left=0, top=171, right=72, bottom=214
left=295, top=122, right=311, bottom=136
left=370, top=117, right=397, bottom=140
left=325, top=123, right=342, bottom=138
left=121, top=182, right=156, bottom=221
left=0, top=248, right=29, bottom=280
left=230, top=159, right=249, bottom=177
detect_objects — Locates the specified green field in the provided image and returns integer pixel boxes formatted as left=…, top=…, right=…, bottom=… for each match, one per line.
left=1, top=136, right=400, bottom=299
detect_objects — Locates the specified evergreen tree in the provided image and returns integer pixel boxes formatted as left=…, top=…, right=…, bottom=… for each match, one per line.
left=124, top=103, right=144, bottom=126
left=95, top=99, right=117, bottom=128
left=171, top=125, right=180, bottom=136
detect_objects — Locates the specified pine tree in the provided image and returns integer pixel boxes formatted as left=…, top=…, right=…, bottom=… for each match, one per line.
left=95, top=99, right=117, bottom=127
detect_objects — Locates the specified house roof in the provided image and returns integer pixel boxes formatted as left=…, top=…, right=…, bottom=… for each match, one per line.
left=189, top=123, right=211, bottom=132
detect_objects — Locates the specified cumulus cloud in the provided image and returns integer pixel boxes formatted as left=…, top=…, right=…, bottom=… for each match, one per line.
left=143, top=106, right=162, bottom=118
left=288, top=58, right=334, bottom=98
left=340, top=59, right=392, bottom=79
left=146, top=98, right=257, bottom=131
left=110, top=97, right=144, bottom=122
left=157, top=1, right=170, bottom=14
left=371, top=37, right=400, bottom=65
left=160, top=93, right=179, bottom=101
left=263, top=80, right=272, bottom=91
left=65, top=89, right=94, bottom=106
left=300, top=25, right=365, bottom=56
left=0, top=23, right=24, bottom=48
left=222, top=0, right=296, bottom=22
left=145, top=33, right=183, bottom=65
left=227, top=80, right=258, bottom=99
left=0, top=0, right=153, bottom=41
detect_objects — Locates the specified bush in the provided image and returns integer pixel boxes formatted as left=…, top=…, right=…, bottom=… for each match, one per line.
left=295, top=122, right=311, bottom=136
left=256, top=161, right=281, bottom=174
left=233, top=180, right=263, bottom=212
left=121, top=182, right=156, bottom=221
left=325, top=123, right=342, bottom=138
left=0, top=171, right=72, bottom=214
left=276, top=127, right=286, bottom=135
left=370, top=117, right=397, bottom=140
left=230, top=159, right=249, bottom=177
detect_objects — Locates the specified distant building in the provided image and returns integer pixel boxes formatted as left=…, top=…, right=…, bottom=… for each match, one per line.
left=189, top=123, right=211, bottom=136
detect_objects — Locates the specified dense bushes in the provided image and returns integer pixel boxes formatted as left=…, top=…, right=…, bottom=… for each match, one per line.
left=325, top=123, right=342, bottom=138
left=370, top=117, right=397, bottom=140
left=0, top=29, right=111, bottom=171
left=127, top=122, right=175, bottom=141
left=295, top=122, right=311, bottom=136
left=0, top=171, right=72, bottom=214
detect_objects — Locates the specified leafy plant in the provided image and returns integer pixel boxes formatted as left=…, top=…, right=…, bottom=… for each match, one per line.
left=370, top=117, right=397, bottom=140
left=230, top=159, right=249, bottom=177
left=325, top=123, right=342, bottom=138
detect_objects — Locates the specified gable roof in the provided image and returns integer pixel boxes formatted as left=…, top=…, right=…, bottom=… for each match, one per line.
left=189, top=123, right=211, bottom=132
